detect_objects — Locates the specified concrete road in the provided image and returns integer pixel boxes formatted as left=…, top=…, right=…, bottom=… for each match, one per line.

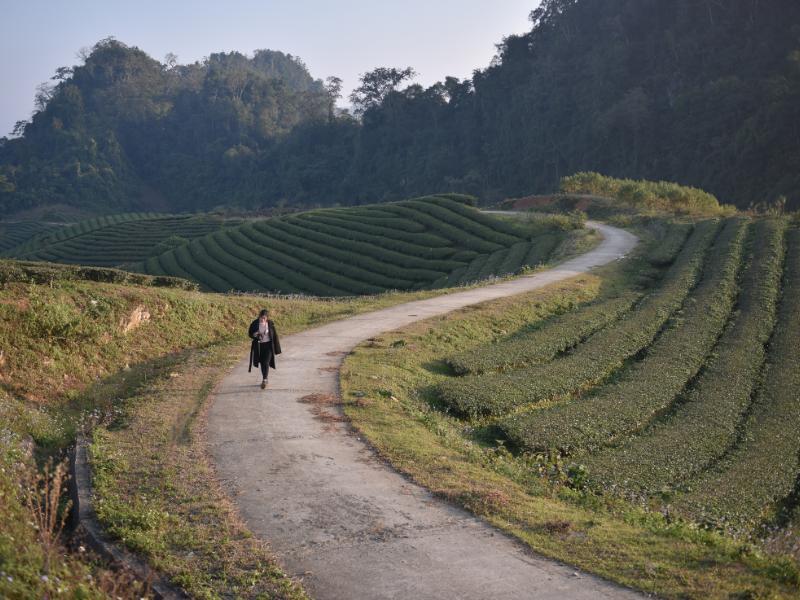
left=207, top=222, right=643, bottom=599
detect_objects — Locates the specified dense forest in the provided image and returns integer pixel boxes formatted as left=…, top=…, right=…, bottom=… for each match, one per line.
left=1, top=0, right=799, bottom=216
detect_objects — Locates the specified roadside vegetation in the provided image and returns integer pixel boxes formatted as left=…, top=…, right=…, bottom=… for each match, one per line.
left=0, top=261, right=457, bottom=598
left=341, top=216, right=800, bottom=598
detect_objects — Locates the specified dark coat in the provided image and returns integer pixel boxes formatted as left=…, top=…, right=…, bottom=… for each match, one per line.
left=248, top=318, right=282, bottom=372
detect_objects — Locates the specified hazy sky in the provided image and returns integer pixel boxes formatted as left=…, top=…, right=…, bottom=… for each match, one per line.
left=0, top=1, right=537, bottom=136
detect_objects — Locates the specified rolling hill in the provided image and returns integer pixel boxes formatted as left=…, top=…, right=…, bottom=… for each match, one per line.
left=140, top=196, right=573, bottom=295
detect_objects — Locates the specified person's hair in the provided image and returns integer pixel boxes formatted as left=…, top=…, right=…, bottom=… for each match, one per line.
left=258, top=309, right=269, bottom=318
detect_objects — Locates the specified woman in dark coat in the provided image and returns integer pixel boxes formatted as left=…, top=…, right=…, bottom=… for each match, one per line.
left=248, top=309, right=282, bottom=388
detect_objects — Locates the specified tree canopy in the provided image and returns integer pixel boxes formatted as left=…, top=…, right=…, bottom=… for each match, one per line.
left=1, top=0, right=799, bottom=217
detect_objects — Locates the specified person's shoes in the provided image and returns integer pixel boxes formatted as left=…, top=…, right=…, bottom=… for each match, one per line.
left=261, top=379, right=267, bottom=389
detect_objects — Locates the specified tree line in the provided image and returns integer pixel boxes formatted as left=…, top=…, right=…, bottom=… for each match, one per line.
left=1, top=0, right=798, bottom=217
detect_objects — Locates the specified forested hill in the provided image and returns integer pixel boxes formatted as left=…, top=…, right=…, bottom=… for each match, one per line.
left=2, top=0, right=800, bottom=217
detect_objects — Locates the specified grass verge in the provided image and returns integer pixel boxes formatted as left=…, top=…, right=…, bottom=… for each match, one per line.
left=89, top=342, right=307, bottom=599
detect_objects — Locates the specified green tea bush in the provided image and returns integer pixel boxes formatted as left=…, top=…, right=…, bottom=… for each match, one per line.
left=381, top=205, right=503, bottom=254
left=217, top=227, right=397, bottom=293
left=675, top=227, right=800, bottom=533
left=646, top=223, right=693, bottom=266
left=210, top=230, right=300, bottom=293
left=0, top=222, right=60, bottom=251
left=502, top=218, right=747, bottom=454
left=524, top=234, right=559, bottom=267
left=403, top=199, right=522, bottom=246
left=584, top=219, right=785, bottom=493
left=498, top=242, right=532, bottom=275
left=253, top=221, right=447, bottom=281
left=303, top=213, right=452, bottom=249
left=438, top=219, right=719, bottom=418
left=477, top=248, right=510, bottom=279
left=446, top=292, right=640, bottom=375
left=296, top=213, right=455, bottom=258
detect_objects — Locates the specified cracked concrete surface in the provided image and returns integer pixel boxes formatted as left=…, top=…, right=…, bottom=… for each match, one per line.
left=208, top=222, right=644, bottom=599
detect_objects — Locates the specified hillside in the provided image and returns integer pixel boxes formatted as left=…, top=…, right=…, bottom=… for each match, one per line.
left=2, top=0, right=799, bottom=216
left=341, top=216, right=800, bottom=597
left=140, top=196, right=577, bottom=294
left=2, top=213, right=240, bottom=266
left=0, top=259, right=451, bottom=598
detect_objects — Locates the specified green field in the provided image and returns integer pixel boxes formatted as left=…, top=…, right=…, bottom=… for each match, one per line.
left=141, top=196, right=573, bottom=295
left=1, top=213, right=240, bottom=267
left=0, top=221, right=62, bottom=252
left=434, top=216, right=800, bottom=537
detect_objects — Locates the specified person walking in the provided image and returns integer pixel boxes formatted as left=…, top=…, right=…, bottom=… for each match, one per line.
left=248, top=309, right=282, bottom=388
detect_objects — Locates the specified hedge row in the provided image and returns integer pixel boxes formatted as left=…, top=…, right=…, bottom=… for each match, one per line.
left=325, top=210, right=427, bottom=232
left=446, top=292, right=640, bottom=376
left=5, top=212, right=157, bottom=256
left=401, top=199, right=523, bottom=247
left=646, top=223, right=693, bottom=266
left=299, top=213, right=454, bottom=253
left=502, top=218, right=747, bottom=454
left=674, top=228, right=800, bottom=533
left=477, top=248, right=510, bottom=280
left=231, top=226, right=383, bottom=295
left=524, top=234, right=559, bottom=267
left=0, top=222, right=60, bottom=251
left=221, top=226, right=404, bottom=292
left=584, top=219, right=785, bottom=493
left=10, top=214, right=230, bottom=266
left=209, top=230, right=302, bottom=294
left=286, top=215, right=463, bottom=266
left=499, top=242, right=532, bottom=275
left=437, top=219, right=719, bottom=418
left=184, top=240, right=240, bottom=292
left=197, top=235, right=268, bottom=293
left=457, top=254, right=490, bottom=285
left=381, top=205, right=503, bottom=254
left=224, top=228, right=350, bottom=295
left=247, top=221, right=434, bottom=285
left=427, top=196, right=526, bottom=238
left=255, top=220, right=447, bottom=280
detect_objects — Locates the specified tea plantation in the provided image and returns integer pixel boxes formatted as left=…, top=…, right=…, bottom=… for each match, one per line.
left=0, top=221, right=62, bottom=252
left=437, top=217, right=800, bottom=536
left=141, top=195, right=569, bottom=295
left=1, top=213, right=239, bottom=267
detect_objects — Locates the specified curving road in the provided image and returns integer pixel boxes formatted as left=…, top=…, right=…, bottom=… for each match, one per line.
left=207, top=222, right=641, bottom=599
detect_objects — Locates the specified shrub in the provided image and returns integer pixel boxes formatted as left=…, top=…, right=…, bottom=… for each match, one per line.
left=446, top=292, right=640, bottom=375
left=561, top=172, right=728, bottom=217
left=584, top=218, right=785, bottom=495
left=437, top=219, right=719, bottom=418
left=675, top=227, right=800, bottom=533
left=501, top=218, right=747, bottom=454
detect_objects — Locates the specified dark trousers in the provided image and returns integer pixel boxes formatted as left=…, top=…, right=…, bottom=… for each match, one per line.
left=258, top=341, right=273, bottom=379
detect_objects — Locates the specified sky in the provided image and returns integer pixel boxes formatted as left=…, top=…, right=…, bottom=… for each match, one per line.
left=0, top=0, right=537, bottom=136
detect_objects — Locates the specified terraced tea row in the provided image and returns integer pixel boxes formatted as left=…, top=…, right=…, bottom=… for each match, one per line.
left=3, top=214, right=238, bottom=267
left=433, top=216, right=800, bottom=534
left=0, top=221, right=62, bottom=252
left=2, top=212, right=159, bottom=257
left=144, top=196, right=567, bottom=295
left=503, top=217, right=747, bottom=453
left=445, top=292, right=640, bottom=376
left=437, top=219, right=718, bottom=417
left=675, top=227, right=800, bottom=532
left=583, top=219, right=785, bottom=495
